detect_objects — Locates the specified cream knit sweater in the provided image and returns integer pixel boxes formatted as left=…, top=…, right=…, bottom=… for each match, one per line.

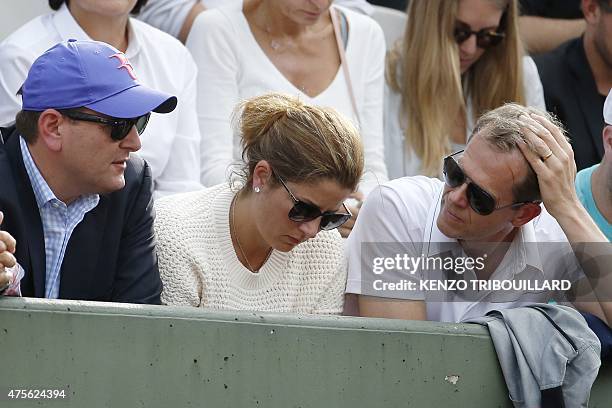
left=154, top=183, right=347, bottom=314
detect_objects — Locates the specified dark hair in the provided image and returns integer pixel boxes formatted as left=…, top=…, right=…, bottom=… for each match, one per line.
left=15, top=110, right=42, bottom=144
left=49, top=0, right=149, bottom=15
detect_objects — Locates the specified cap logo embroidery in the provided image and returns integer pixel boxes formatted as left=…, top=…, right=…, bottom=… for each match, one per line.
left=109, top=53, right=137, bottom=80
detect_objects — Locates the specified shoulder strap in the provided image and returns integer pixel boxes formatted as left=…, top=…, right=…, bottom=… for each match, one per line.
left=330, top=8, right=360, bottom=126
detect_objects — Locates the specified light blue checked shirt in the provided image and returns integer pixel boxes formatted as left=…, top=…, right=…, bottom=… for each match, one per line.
left=20, top=137, right=100, bottom=298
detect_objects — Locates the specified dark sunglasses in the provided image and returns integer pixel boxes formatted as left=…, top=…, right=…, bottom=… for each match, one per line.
left=58, top=109, right=150, bottom=141
left=453, top=21, right=505, bottom=49
left=443, top=151, right=533, bottom=216
left=275, top=174, right=352, bottom=231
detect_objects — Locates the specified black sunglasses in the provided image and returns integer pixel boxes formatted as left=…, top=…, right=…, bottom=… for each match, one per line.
left=275, top=174, right=352, bottom=231
left=58, top=109, right=150, bottom=141
left=443, top=151, right=533, bottom=216
left=453, top=21, right=505, bottom=49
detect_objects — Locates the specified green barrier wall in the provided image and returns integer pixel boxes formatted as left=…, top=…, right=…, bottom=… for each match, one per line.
left=0, top=297, right=610, bottom=407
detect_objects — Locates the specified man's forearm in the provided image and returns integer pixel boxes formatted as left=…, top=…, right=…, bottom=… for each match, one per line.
left=558, top=203, right=612, bottom=324
left=554, top=203, right=608, bottom=243
left=358, top=295, right=427, bottom=320
left=519, top=17, right=585, bottom=54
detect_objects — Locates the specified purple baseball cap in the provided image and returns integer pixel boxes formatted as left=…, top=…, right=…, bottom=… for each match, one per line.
left=20, top=39, right=177, bottom=118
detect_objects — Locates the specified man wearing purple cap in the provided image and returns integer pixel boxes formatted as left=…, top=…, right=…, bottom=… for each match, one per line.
left=0, top=39, right=174, bottom=303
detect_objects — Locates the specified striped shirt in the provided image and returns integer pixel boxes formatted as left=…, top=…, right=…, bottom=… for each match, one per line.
left=20, top=137, right=99, bottom=298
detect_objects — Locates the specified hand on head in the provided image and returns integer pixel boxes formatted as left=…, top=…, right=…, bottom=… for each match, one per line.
left=517, top=113, right=578, bottom=218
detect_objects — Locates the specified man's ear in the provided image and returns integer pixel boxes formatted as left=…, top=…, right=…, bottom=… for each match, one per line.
left=37, top=109, right=64, bottom=152
left=511, top=202, right=542, bottom=227
left=603, top=126, right=612, bottom=155
left=582, top=0, right=601, bottom=25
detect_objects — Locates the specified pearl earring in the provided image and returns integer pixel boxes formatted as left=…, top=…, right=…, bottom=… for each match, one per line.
left=254, top=186, right=261, bottom=193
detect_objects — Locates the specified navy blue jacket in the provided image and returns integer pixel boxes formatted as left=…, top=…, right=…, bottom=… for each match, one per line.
left=0, top=127, right=162, bottom=304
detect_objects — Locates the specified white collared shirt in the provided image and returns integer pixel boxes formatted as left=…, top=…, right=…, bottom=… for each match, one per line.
left=0, top=4, right=202, bottom=197
left=345, top=176, right=582, bottom=322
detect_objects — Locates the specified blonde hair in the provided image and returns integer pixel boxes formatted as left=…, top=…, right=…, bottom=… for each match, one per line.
left=473, top=103, right=567, bottom=202
left=386, top=0, right=525, bottom=176
left=234, top=93, right=364, bottom=191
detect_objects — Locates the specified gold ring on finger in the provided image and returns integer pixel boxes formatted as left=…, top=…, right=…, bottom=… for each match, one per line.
left=541, top=151, right=553, bottom=162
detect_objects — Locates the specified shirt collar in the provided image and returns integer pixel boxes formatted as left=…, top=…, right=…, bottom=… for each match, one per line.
left=424, top=183, right=545, bottom=278
left=53, top=3, right=141, bottom=58
left=19, top=136, right=100, bottom=210
left=20, top=136, right=57, bottom=209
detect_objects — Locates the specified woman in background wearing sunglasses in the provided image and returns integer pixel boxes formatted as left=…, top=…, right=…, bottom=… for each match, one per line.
left=154, top=93, right=364, bottom=314
left=384, top=0, right=545, bottom=179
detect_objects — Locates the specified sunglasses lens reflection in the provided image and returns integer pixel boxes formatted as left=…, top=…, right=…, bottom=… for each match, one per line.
left=453, top=27, right=504, bottom=49
left=467, top=184, right=495, bottom=215
left=288, top=202, right=351, bottom=230
left=288, top=201, right=321, bottom=222
left=444, top=156, right=496, bottom=215
left=444, top=158, right=464, bottom=187
left=110, top=113, right=150, bottom=141
left=320, top=214, right=351, bottom=231
left=135, top=113, right=150, bottom=135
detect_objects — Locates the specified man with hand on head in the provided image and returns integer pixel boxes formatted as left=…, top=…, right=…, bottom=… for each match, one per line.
left=345, top=103, right=611, bottom=323
left=0, top=39, right=176, bottom=303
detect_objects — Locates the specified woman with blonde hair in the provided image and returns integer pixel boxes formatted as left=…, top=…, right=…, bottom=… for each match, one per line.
left=385, top=0, right=545, bottom=178
left=154, top=93, right=364, bottom=314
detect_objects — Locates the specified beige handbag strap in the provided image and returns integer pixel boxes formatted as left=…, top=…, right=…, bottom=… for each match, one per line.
left=330, top=7, right=361, bottom=126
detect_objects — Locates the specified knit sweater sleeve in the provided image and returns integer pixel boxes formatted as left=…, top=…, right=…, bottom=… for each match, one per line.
left=154, top=193, right=206, bottom=307
left=312, top=247, right=348, bottom=315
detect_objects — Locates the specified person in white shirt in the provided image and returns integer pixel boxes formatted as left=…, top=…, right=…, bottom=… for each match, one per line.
left=137, top=0, right=373, bottom=43
left=345, top=103, right=612, bottom=323
left=384, top=0, right=545, bottom=179
left=155, top=93, right=363, bottom=314
left=0, top=0, right=202, bottom=197
left=186, top=0, right=388, bottom=236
